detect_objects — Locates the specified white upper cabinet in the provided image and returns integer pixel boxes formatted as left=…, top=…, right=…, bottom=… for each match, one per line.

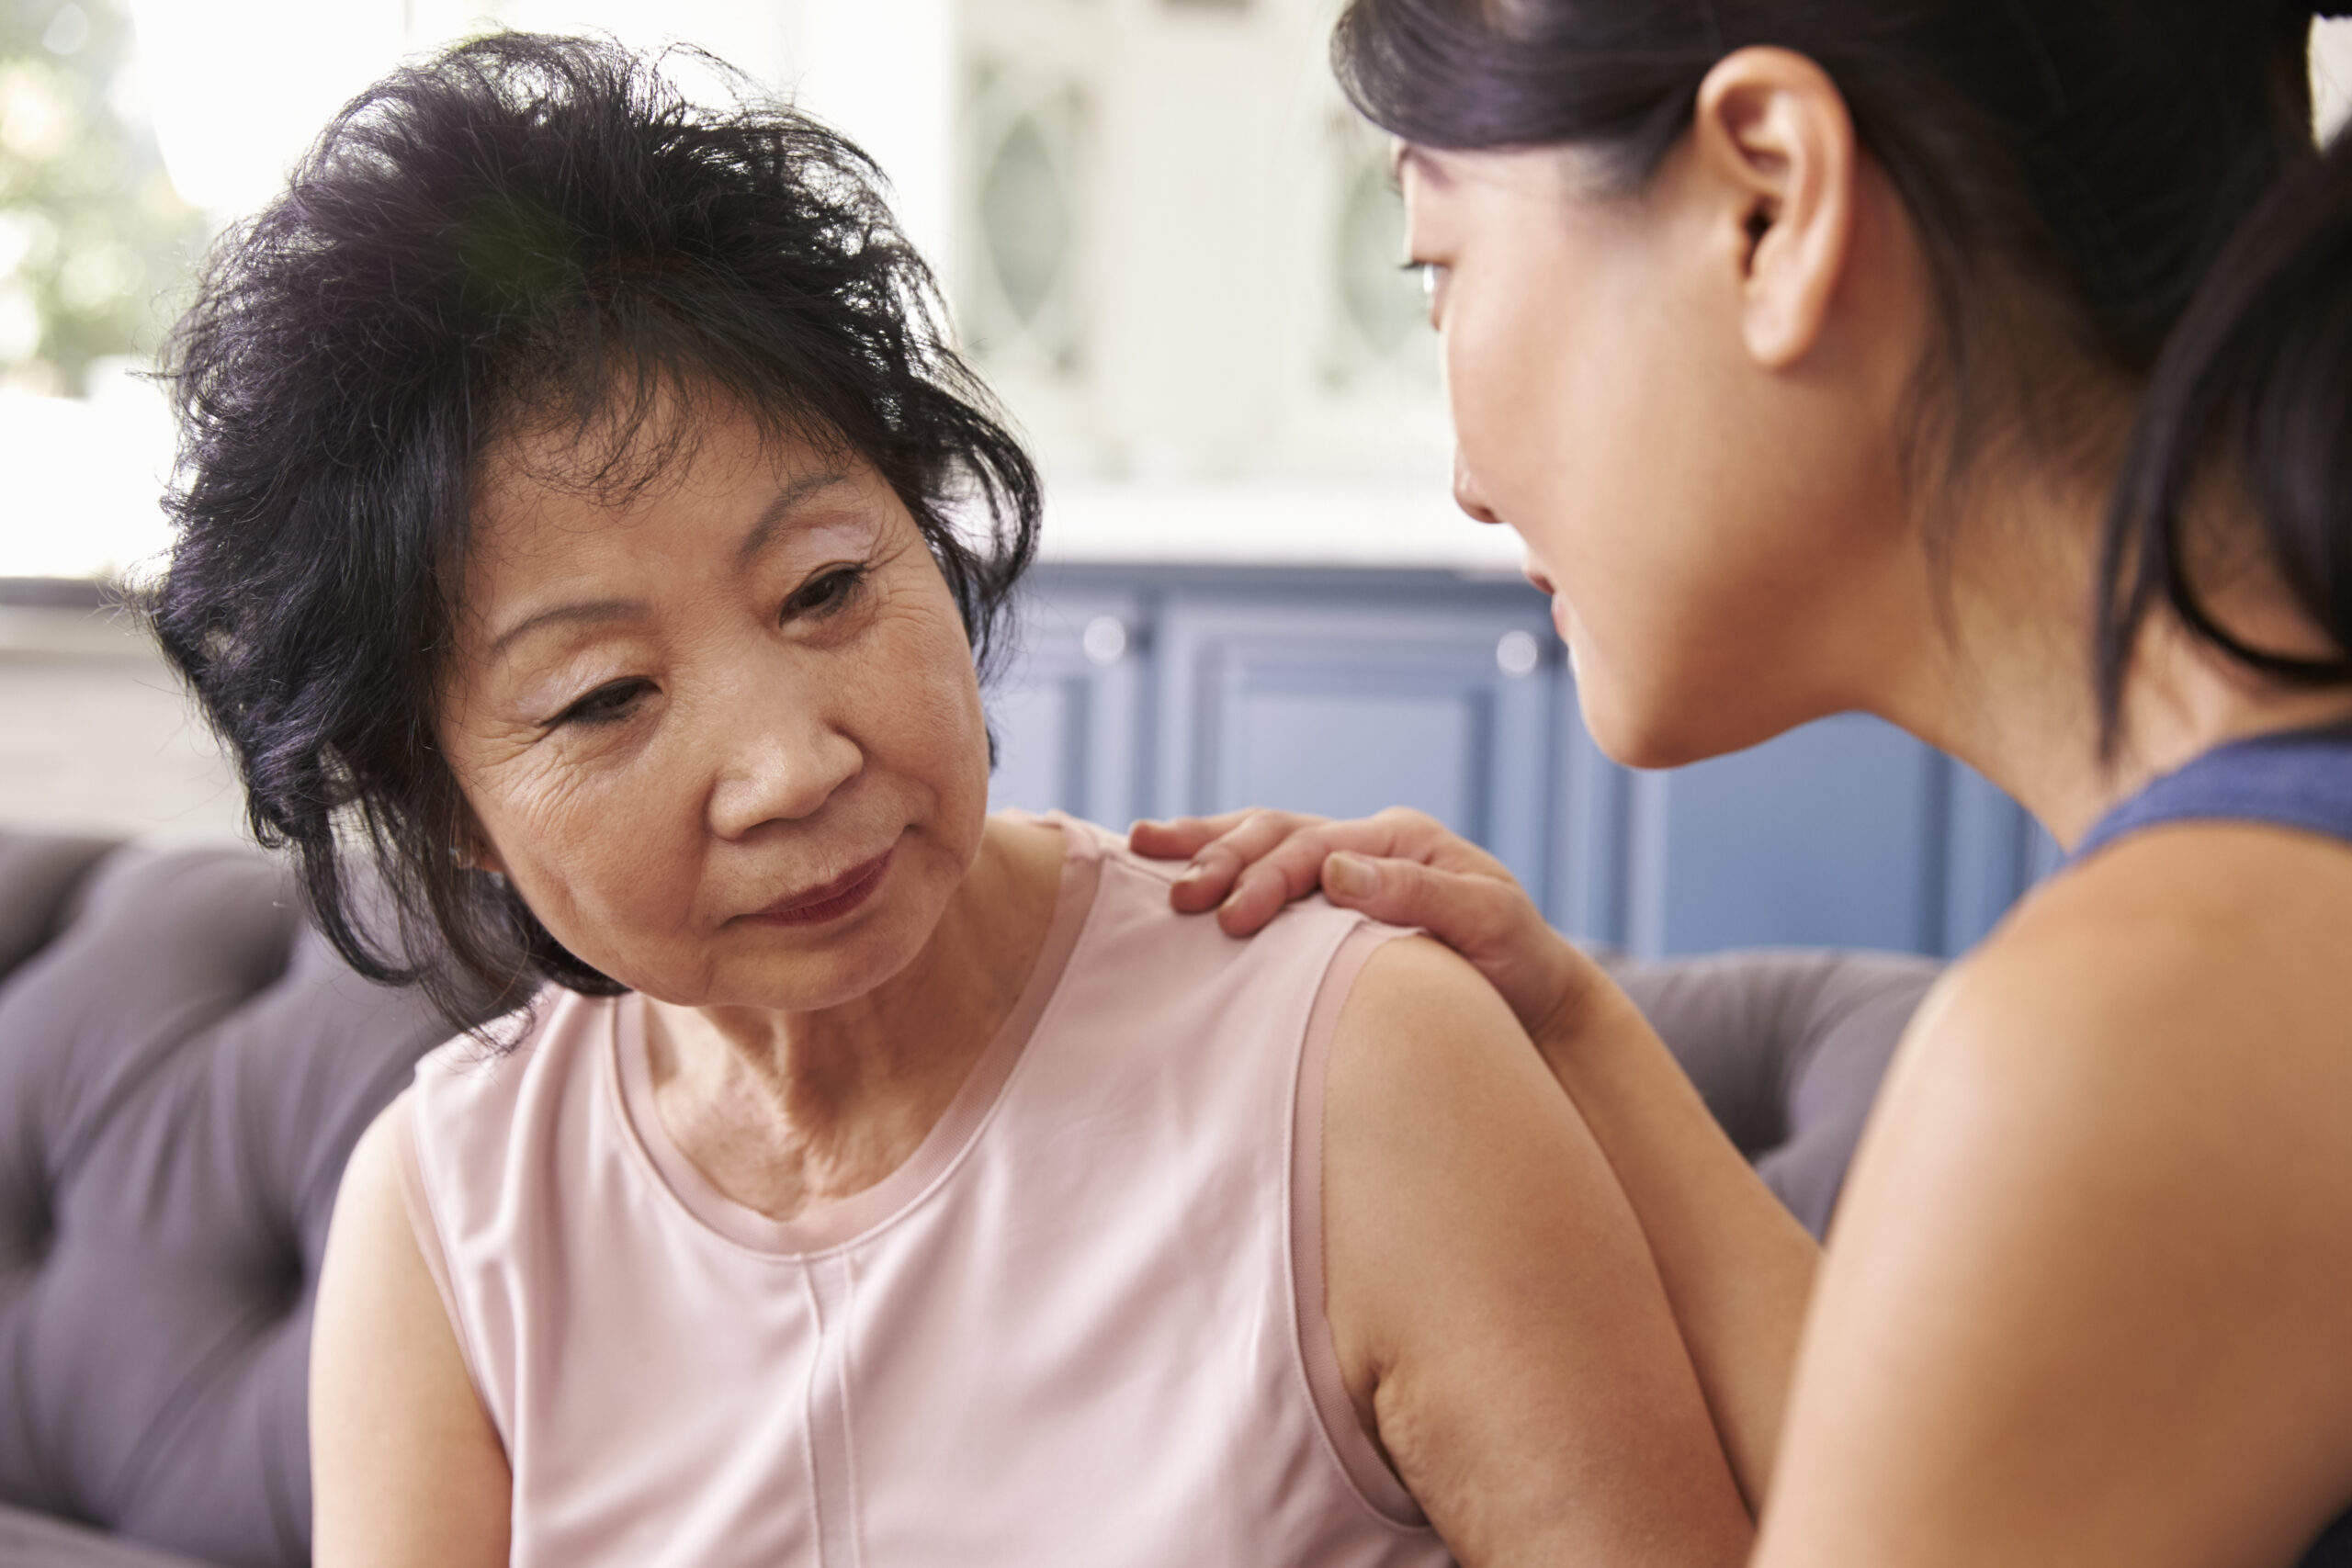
left=950, top=0, right=1471, bottom=562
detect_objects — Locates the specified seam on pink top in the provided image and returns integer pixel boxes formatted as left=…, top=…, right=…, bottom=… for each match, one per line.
left=1289, top=920, right=1431, bottom=1531
left=391, top=1088, right=506, bottom=1450
left=607, top=813, right=1108, bottom=1259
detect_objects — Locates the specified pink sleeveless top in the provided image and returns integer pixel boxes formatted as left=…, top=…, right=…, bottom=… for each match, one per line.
left=398, top=815, right=1456, bottom=1567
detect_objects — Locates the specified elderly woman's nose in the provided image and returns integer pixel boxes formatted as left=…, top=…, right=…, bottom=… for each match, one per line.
left=704, top=688, right=864, bottom=838
left=1452, top=452, right=1503, bottom=525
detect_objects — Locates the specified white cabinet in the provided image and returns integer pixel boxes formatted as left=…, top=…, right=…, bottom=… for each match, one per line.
left=953, top=0, right=1450, bottom=491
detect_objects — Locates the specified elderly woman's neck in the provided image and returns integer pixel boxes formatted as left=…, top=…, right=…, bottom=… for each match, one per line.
left=641, top=815, right=1067, bottom=1224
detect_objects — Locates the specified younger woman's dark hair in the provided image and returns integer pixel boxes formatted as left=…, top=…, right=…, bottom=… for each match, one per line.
left=1334, top=0, right=2352, bottom=739
left=2098, top=123, right=2352, bottom=730
left=145, top=32, right=1041, bottom=1026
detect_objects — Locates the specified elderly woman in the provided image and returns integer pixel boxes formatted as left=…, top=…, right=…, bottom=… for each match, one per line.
left=145, top=35, right=1746, bottom=1568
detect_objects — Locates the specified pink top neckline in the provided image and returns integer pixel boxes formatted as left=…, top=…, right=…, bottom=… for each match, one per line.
left=609, top=814, right=1107, bottom=1258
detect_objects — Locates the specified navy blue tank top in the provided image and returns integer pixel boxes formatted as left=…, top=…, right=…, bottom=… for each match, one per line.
left=2075, top=718, right=2352, bottom=1567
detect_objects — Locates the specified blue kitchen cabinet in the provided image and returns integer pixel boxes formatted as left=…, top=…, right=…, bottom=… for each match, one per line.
left=985, top=564, right=2050, bottom=959
left=986, top=582, right=1147, bottom=827
left=1149, top=584, right=1561, bottom=909
left=1552, top=707, right=2054, bottom=958
left=1618, top=716, right=1962, bottom=957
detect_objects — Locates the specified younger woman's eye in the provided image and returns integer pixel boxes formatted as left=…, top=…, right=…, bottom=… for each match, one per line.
left=550, top=678, right=650, bottom=728
left=783, top=564, right=868, bottom=621
left=1403, top=260, right=1448, bottom=322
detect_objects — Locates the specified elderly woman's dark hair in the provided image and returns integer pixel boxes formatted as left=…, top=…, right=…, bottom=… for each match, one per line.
left=146, top=33, right=1040, bottom=1023
left=1336, top=0, right=2352, bottom=744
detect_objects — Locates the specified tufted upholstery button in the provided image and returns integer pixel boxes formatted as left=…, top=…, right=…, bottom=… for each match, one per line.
left=253, top=1225, right=308, bottom=1325
left=0, top=836, right=117, bottom=982
left=1, top=1193, right=53, bottom=1274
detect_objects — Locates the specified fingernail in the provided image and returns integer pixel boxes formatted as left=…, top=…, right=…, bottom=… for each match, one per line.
left=1326, top=853, right=1379, bottom=898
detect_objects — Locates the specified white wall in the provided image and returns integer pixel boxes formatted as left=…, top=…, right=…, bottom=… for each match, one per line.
left=0, top=608, right=244, bottom=842
left=2316, top=17, right=2352, bottom=141
left=790, top=0, right=957, bottom=273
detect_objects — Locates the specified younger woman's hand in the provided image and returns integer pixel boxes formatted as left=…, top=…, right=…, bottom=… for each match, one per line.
left=1129, top=807, right=1600, bottom=1045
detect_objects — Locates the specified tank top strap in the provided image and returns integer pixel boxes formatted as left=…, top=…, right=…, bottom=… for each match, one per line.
left=2073, top=719, right=2352, bottom=862
left=2073, top=718, right=2352, bottom=1568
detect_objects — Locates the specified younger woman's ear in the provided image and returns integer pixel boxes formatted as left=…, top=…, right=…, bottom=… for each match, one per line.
left=1689, top=46, right=1860, bottom=371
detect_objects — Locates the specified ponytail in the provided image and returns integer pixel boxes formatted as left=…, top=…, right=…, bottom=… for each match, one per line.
left=2096, top=117, right=2352, bottom=742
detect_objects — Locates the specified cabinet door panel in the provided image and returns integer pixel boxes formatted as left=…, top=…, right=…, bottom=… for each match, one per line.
left=1942, top=761, right=2063, bottom=952
left=986, top=590, right=1146, bottom=825
left=1155, top=594, right=1557, bottom=904
left=1624, top=715, right=1952, bottom=957
left=988, top=678, right=1085, bottom=814
left=1223, top=675, right=1487, bottom=830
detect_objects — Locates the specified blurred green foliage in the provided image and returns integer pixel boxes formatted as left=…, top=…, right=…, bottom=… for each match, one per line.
left=1, top=0, right=206, bottom=394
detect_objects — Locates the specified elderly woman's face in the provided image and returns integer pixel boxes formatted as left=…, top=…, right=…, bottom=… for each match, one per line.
left=437, top=395, right=994, bottom=1012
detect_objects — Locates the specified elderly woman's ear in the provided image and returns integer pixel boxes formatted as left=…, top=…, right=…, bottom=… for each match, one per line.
left=450, top=819, right=505, bottom=877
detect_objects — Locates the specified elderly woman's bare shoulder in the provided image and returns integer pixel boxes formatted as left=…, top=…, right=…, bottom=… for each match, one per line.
left=314, top=1093, right=511, bottom=1567
left=1327, top=933, right=1530, bottom=1071
left=1318, top=932, right=1754, bottom=1563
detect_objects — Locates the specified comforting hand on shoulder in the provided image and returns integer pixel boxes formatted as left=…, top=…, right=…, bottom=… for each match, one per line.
left=1131, top=807, right=1605, bottom=1049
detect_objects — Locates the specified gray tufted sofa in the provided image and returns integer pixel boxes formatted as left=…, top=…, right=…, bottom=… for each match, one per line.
left=0, top=828, right=1939, bottom=1568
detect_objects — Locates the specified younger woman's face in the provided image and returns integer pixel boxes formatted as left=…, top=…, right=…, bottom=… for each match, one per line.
left=436, top=395, right=994, bottom=1013
left=1400, top=138, right=1928, bottom=767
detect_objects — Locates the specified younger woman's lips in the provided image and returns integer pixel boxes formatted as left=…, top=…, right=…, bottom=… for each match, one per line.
left=741, top=847, right=895, bottom=928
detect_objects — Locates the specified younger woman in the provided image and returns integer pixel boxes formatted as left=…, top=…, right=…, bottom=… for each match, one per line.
left=1155, top=5, right=2352, bottom=1562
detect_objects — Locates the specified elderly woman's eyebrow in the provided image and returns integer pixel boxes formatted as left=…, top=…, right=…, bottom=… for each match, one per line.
left=481, top=473, right=857, bottom=660
left=737, top=470, right=854, bottom=566
left=488, top=597, right=645, bottom=660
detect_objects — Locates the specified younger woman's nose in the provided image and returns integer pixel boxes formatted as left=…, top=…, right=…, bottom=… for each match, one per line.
left=1453, top=452, right=1502, bottom=525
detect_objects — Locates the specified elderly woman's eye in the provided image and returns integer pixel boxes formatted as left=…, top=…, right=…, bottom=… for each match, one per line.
left=551, top=679, right=650, bottom=728
left=784, top=564, right=868, bottom=621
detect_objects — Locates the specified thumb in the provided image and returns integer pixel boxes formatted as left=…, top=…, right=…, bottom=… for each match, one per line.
left=1321, top=851, right=1581, bottom=1041
left=1320, top=852, right=1521, bottom=960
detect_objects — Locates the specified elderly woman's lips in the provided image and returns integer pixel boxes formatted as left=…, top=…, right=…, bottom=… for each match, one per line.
left=740, top=848, right=895, bottom=928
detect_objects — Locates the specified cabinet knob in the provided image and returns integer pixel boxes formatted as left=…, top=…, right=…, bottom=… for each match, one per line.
left=1082, top=615, right=1129, bottom=667
left=1496, top=628, right=1541, bottom=678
